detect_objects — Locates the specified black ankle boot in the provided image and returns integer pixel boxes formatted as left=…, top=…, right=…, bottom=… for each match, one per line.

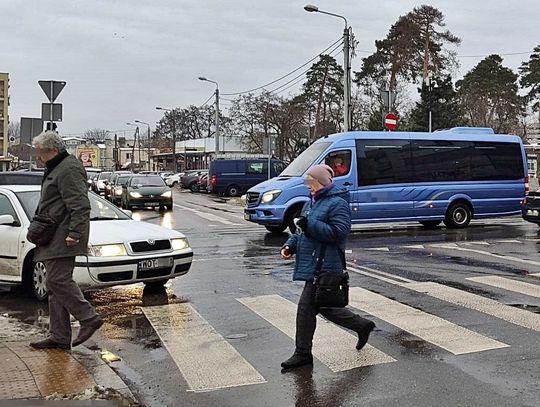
left=356, top=321, right=376, bottom=350
left=281, top=353, right=313, bottom=370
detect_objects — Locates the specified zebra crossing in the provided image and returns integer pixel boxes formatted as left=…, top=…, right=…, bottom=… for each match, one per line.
left=141, top=267, right=540, bottom=393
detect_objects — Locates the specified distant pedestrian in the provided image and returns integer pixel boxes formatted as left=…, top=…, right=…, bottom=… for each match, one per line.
left=280, top=164, right=375, bottom=370
left=28, top=131, right=103, bottom=350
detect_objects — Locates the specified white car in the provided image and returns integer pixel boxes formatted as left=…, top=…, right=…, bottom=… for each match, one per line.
left=0, top=185, right=193, bottom=300
left=165, top=172, right=185, bottom=187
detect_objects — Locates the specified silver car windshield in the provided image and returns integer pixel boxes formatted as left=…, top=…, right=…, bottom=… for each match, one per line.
left=15, top=191, right=131, bottom=221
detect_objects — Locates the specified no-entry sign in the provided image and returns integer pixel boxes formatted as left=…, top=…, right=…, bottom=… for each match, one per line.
left=384, top=112, right=398, bottom=131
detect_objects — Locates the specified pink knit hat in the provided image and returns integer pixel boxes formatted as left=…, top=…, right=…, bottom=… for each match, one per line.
left=306, top=164, right=334, bottom=186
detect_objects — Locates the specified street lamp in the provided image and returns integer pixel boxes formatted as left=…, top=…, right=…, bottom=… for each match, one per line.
left=304, top=4, right=351, bottom=132
left=126, top=122, right=139, bottom=171
left=198, top=77, right=220, bottom=155
left=156, top=107, right=178, bottom=172
left=135, top=120, right=151, bottom=170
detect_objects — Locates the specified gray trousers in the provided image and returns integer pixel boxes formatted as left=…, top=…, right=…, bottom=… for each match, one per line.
left=296, top=281, right=373, bottom=355
left=45, top=257, right=97, bottom=344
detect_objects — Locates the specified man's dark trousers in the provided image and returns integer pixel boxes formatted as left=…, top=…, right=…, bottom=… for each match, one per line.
left=45, top=257, right=97, bottom=345
left=295, top=281, right=373, bottom=355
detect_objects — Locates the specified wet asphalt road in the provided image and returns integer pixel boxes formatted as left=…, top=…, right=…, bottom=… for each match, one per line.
left=1, top=189, right=540, bottom=406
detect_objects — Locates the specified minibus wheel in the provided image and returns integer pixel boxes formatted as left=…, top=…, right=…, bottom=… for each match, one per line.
left=444, top=202, right=472, bottom=228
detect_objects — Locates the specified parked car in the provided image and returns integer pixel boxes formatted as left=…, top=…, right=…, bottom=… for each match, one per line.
left=86, top=168, right=101, bottom=189
left=160, top=172, right=174, bottom=179
left=209, top=159, right=287, bottom=197
left=109, top=174, right=133, bottom=206
left=0, top=185, right=192, bottom=300
left=121, top=174, right=173, bottom=211
left=197, top=173, right=209, bottom=193
left=181, top=170, right=208, bottom=192
left=105, top=171, right=132, bottom=201
left=0, top=172, right=43, bottom=185
left=522, top=190, right=540, bottom=225
left=165, top=172, right=185, bottom=187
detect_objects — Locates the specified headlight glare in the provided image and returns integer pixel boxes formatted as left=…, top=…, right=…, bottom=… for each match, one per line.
left=261, top=190, right=282, bottom=204
left=171, top=238, right=190, bottom=250
left=88, top=244, right=127, bottom=257
left=115, top=189, right=122, bottom=196
left=161, top=191, right=172, bottom=198
left=130, top=192, right=142, bottom=198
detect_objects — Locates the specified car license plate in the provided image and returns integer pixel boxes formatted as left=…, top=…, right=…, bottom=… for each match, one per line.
left=244, top=213, right=251, bottom=220
left=144, top=202, right=158, bottom=207
left=138, top=257, right=173, bottom=271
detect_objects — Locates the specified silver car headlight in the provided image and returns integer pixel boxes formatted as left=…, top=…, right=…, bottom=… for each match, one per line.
left=261, top=189, right=282, bottom=204
left=171, top=238, right=190, bottom=250
left=115, top=189, right=122, bottom=196
left=130, top=191, right=142, bottom=198
left=88, top=244, right=127, bottom=257
left=161, top=191, right=172, bottom=198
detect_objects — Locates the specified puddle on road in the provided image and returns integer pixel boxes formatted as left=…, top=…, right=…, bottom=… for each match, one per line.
left=506, top=303, right=540, bottom=314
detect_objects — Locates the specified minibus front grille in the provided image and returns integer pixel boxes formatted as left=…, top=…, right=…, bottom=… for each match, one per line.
left=247, top=192, right=260, bottom=207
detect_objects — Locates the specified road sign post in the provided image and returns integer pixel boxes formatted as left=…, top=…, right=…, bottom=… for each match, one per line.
left=38, top=80, right=66, bottom=130
left=384, top=112, right=398, bottom=131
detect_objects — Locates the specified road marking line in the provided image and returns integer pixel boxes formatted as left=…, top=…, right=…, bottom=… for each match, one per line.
left=402, top=245, right=425, bottom=249
left=530, top=273, right=540, bottom=278
left=347, top=264, right=414, bottom=283
left=432, top=245, right=540, bottom=268
left=348, top=287, right=509, bottom=355
left=366, top=247, right=390, bottom=252
left=404, top=281, right=540, bottom=332
left=237, top=295, right=395, bottom=372
left=143, top=304, right=265, bottom=392
left=174, top=204, right=238, bottom=225
left=430, top=243, right=459, bottom=248
left=495, top=239, right=522, bottom=243
left=467, top=276, right=540, bottom=299
left=462, top=241, right=491, bottom=246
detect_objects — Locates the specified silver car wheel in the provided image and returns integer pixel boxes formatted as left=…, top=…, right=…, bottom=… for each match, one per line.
left=33, top=262, right=48, bottom=301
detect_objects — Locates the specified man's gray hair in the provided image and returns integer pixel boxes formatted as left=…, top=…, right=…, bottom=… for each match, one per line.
left=32, top=131, right=66, bottom=151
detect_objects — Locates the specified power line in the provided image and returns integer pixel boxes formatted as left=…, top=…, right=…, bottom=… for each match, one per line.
left=221, top=37, right=343, bottom=96
left=457, top=50, right=535, bottom=58
left=267, top=43, right=343, bottom=95
left=199, top=92, right=215, bottom=107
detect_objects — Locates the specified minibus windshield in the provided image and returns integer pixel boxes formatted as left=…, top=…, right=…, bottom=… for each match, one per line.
left=281, top=142, right=331, bottom=177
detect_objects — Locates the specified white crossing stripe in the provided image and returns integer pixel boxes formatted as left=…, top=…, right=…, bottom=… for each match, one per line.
left=404, top=282, right=540, bottom=332
left=495, top=239, right=521, bottom=244
left=467, top=276, right=540, bottom=299
left=237, top=295, right=395, bottom=372
left=174, top=204, right=239, bottom=225
left=531, top=273, right=540, bottom=278
left=462, top=241, right=491, bottom=246
left=366, top=247, right=390, bottom=252
left=143, top=304, right=265, bottom=392
left=348, top=287, right=509, bottom=355
left=403, top=245, right=425, bottom=249
left=432, top=244, right=540, bottom=267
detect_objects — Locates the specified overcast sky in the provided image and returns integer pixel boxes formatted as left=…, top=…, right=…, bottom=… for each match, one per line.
left=2, top=0, right=539, bottom=136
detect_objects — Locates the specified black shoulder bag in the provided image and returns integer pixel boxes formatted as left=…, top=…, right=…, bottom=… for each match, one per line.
left=27, top=214, right=58, bottom=246
left=312, top=244, right=349, bottom=308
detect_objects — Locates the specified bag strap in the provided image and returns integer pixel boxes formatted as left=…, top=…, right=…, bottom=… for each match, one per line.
left=315, top=244, right=347, bottom=272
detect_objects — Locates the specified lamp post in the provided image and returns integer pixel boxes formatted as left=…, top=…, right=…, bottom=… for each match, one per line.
left=135, top=120, right=151, bottom=170
left=198, top=77, right=220, bottom=155
left=156, top=107, right=178, bottom=172
left=304, top=4, right=351, bottom=132
left=126, top=122, right=139, bottom=171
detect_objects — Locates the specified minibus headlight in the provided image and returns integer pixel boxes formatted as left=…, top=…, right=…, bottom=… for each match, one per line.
left=261, top=190, right=282, bottom=204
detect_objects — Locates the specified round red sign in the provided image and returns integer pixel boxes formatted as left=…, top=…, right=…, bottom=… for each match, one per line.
left=384, top=112, right=398, bottom=131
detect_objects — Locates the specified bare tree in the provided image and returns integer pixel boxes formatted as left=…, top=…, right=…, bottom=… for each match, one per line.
left=82, top=128, right=109, bottom=143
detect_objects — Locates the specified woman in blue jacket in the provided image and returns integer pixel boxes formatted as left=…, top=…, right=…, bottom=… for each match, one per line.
left=280, top=164, right=375, bottom=370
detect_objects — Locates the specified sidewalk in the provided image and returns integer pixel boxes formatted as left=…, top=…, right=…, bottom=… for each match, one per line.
left=0, top=315, right=137, bottom=404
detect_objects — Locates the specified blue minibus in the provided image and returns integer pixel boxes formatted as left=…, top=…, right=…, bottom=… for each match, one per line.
left=244, top=127, right=528, bottom=233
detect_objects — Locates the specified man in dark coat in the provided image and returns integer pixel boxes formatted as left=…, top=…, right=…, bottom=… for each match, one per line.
left=280, top=164, right=375, bottom=370
left=29, top=131, right=103, bottom=350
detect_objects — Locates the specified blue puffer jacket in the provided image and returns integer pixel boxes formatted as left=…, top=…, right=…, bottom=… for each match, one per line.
left=284, top=185, right=351, bottom=281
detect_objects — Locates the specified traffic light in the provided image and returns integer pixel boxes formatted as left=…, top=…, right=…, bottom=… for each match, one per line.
left=46, top=122, right=57, bottom=131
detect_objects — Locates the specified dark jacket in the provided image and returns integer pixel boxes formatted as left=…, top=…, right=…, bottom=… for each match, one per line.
left=284, top=185, right=351, bottom=281
left=33, top=152, right=91, bottom=261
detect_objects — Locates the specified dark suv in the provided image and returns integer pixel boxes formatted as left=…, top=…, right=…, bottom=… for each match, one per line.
left=181, top=170, right=208, bottom=192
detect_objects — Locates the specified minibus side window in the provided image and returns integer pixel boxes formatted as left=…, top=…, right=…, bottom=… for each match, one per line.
left=324, top=151, right=352, bottom=177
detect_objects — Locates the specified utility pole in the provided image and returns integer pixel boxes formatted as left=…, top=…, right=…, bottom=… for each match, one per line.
left=172, top=116, right=177, bottom=172
left=343, top=26, right=351, bottom=132
left=215, top=88, right=220, bottom=155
